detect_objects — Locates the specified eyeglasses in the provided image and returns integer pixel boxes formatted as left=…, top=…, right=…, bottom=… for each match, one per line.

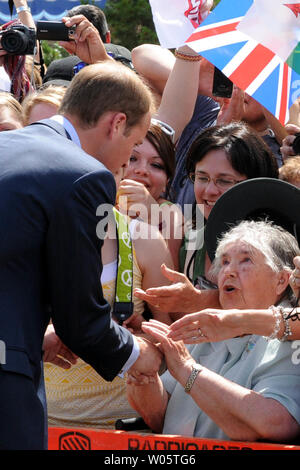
left=188, top=173, right=244, bottom=190
left=151, top=118, right=175, bottom=143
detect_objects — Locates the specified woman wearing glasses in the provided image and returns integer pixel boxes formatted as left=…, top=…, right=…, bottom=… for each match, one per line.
left=134, top=122, right=279, bottom=317
left=180, top=121, right=279, bottom=289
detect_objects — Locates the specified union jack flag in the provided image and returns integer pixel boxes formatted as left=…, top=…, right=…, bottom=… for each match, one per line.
left=185, top=0, right=300, bottom=124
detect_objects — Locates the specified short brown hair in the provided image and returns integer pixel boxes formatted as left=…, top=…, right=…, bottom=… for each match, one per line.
left=59, top=61, right=154, bottom=131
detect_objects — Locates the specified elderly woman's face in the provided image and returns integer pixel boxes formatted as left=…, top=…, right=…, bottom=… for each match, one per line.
left=217, top=241, right=284, bottom=310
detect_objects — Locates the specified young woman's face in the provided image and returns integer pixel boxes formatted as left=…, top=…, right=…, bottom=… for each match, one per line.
left=193, top=149, right=246, bottom=220
left=124, top=138, right=168, bottom=201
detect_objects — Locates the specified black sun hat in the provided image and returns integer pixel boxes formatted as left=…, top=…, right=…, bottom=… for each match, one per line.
left=42, top=44, right=134, bottom=88
left=42, top=55, right=82, bottom=87
left=204, top=178, right=300, bottom=261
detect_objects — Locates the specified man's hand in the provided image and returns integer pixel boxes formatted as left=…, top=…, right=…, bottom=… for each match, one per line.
left=43, top=324, right=78, bottom=369
left=59, top=15, right=113, bottom=65
left=128, top=336, right=162, bottom=385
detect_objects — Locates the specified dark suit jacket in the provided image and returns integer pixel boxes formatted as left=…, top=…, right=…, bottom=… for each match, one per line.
left=0, top=119, right=134, bottom=387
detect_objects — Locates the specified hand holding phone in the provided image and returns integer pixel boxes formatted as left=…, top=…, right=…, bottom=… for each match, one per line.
left=212, top=67, right=233, bottom=98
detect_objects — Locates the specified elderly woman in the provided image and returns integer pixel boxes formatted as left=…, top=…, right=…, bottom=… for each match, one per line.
left=127, top=220, right=300, bottom=442
left=168, top=255, right=300, bottom=344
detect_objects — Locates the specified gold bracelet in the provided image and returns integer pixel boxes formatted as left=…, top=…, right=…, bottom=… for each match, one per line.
left=184, top=363, right=202, bottom=393
left=174, top=49, right=201, bottom=62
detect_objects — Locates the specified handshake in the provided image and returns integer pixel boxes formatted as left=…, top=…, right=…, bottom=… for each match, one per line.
left=127, top=334, right=164, bottom=386
left=43, top=321, right=166, bottom=385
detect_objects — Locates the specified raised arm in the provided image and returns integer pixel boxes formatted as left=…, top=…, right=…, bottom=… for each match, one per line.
left=13, top=0, right=39, bottom=60
left=155, top=45, right=201, bottom=142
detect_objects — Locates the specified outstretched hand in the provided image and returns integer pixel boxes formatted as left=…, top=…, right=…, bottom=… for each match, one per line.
left=134, top=263, right=207, bottom=313
left=168, top=309, right=244, bottom=343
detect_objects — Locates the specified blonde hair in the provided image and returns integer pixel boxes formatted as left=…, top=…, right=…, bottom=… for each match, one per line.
left=59, top=61, right=154, bottom=130
left=0, top=91, right=24, bottom=125
left=22, top=85, right=66, bottom=125
left=279, top=157, right=300, bottom=186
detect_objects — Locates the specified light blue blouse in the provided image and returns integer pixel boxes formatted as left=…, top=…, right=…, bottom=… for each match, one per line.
left=161, top=335, right=300, bottom=440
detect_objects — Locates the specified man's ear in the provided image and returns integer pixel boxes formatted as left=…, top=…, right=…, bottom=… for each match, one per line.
left=108, top=112, right=127, bottom=139
left=105, top=31, right=111, bottom=43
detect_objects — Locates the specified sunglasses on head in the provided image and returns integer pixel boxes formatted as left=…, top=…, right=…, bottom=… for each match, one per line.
left=151, top=118, right=175, bottom=143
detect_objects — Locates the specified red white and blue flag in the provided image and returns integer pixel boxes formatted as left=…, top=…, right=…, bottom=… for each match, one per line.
left=185, top=0, right=300, bottom=124
left=149, top=0, right=300, bottom=124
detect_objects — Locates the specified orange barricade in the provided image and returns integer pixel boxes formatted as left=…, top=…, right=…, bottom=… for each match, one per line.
left=48, top=427, right=300, bottom=451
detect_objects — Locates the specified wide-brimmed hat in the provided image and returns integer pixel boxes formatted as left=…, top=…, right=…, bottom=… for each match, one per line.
left=42, top=55, right=82, bottom=87
left=204, top=178, right=300, bottom=261
left=104, top=43, right=133, bottom=69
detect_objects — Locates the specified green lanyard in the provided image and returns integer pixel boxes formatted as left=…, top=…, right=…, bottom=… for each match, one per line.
left=112, top=208, right=134, bottom=324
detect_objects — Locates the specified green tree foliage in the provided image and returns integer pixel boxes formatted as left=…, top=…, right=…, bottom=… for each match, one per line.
left=104, top=0, right=159, bottom=50
left=41, top=41, right=69, bottom=66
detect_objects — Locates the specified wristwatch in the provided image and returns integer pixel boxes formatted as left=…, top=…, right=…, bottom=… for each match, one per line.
left=184, top=363, right=202, bottom=393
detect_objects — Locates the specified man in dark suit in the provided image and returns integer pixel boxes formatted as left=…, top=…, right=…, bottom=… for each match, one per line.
left=0, top=20, right=160, bottom=450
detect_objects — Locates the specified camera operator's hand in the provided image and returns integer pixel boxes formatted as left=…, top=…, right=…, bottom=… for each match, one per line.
left=60, top=15, right=113, bottom=65
left=280, top=124, right=300, bottom=160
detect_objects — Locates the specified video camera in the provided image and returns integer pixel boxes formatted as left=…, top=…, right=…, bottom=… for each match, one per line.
left=0, top=21, right=76, bottom=55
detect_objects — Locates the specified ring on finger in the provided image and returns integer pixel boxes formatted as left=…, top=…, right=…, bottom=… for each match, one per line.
left=198, top=328, right=206, bottom=338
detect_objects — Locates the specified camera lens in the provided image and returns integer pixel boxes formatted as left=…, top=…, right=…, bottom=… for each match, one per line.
left=292, top=133, right=300, bottom=156
left=2, top=30, right=28, bottom=54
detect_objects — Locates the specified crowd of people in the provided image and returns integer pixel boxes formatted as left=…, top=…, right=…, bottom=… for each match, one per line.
left=0, top=0, right=300, bottom=450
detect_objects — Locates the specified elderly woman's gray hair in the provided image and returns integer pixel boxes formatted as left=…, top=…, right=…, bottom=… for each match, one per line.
left=211, top=220, right=300, bottom=302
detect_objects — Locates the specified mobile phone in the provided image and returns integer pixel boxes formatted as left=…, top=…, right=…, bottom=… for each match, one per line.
left=212, top=67, right=233, bottom=98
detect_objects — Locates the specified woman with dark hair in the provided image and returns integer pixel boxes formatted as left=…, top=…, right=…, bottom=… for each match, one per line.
left=117, top=120, right=183, bottom=269
left=117, top=43, right=203, bottom=269
left=181, top=121, right=279, bottom=287
left=120, top=121, right=176, bottom=207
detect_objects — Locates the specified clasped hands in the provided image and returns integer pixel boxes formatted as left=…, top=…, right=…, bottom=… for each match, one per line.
left=127, top=320, right=196, bottom=387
